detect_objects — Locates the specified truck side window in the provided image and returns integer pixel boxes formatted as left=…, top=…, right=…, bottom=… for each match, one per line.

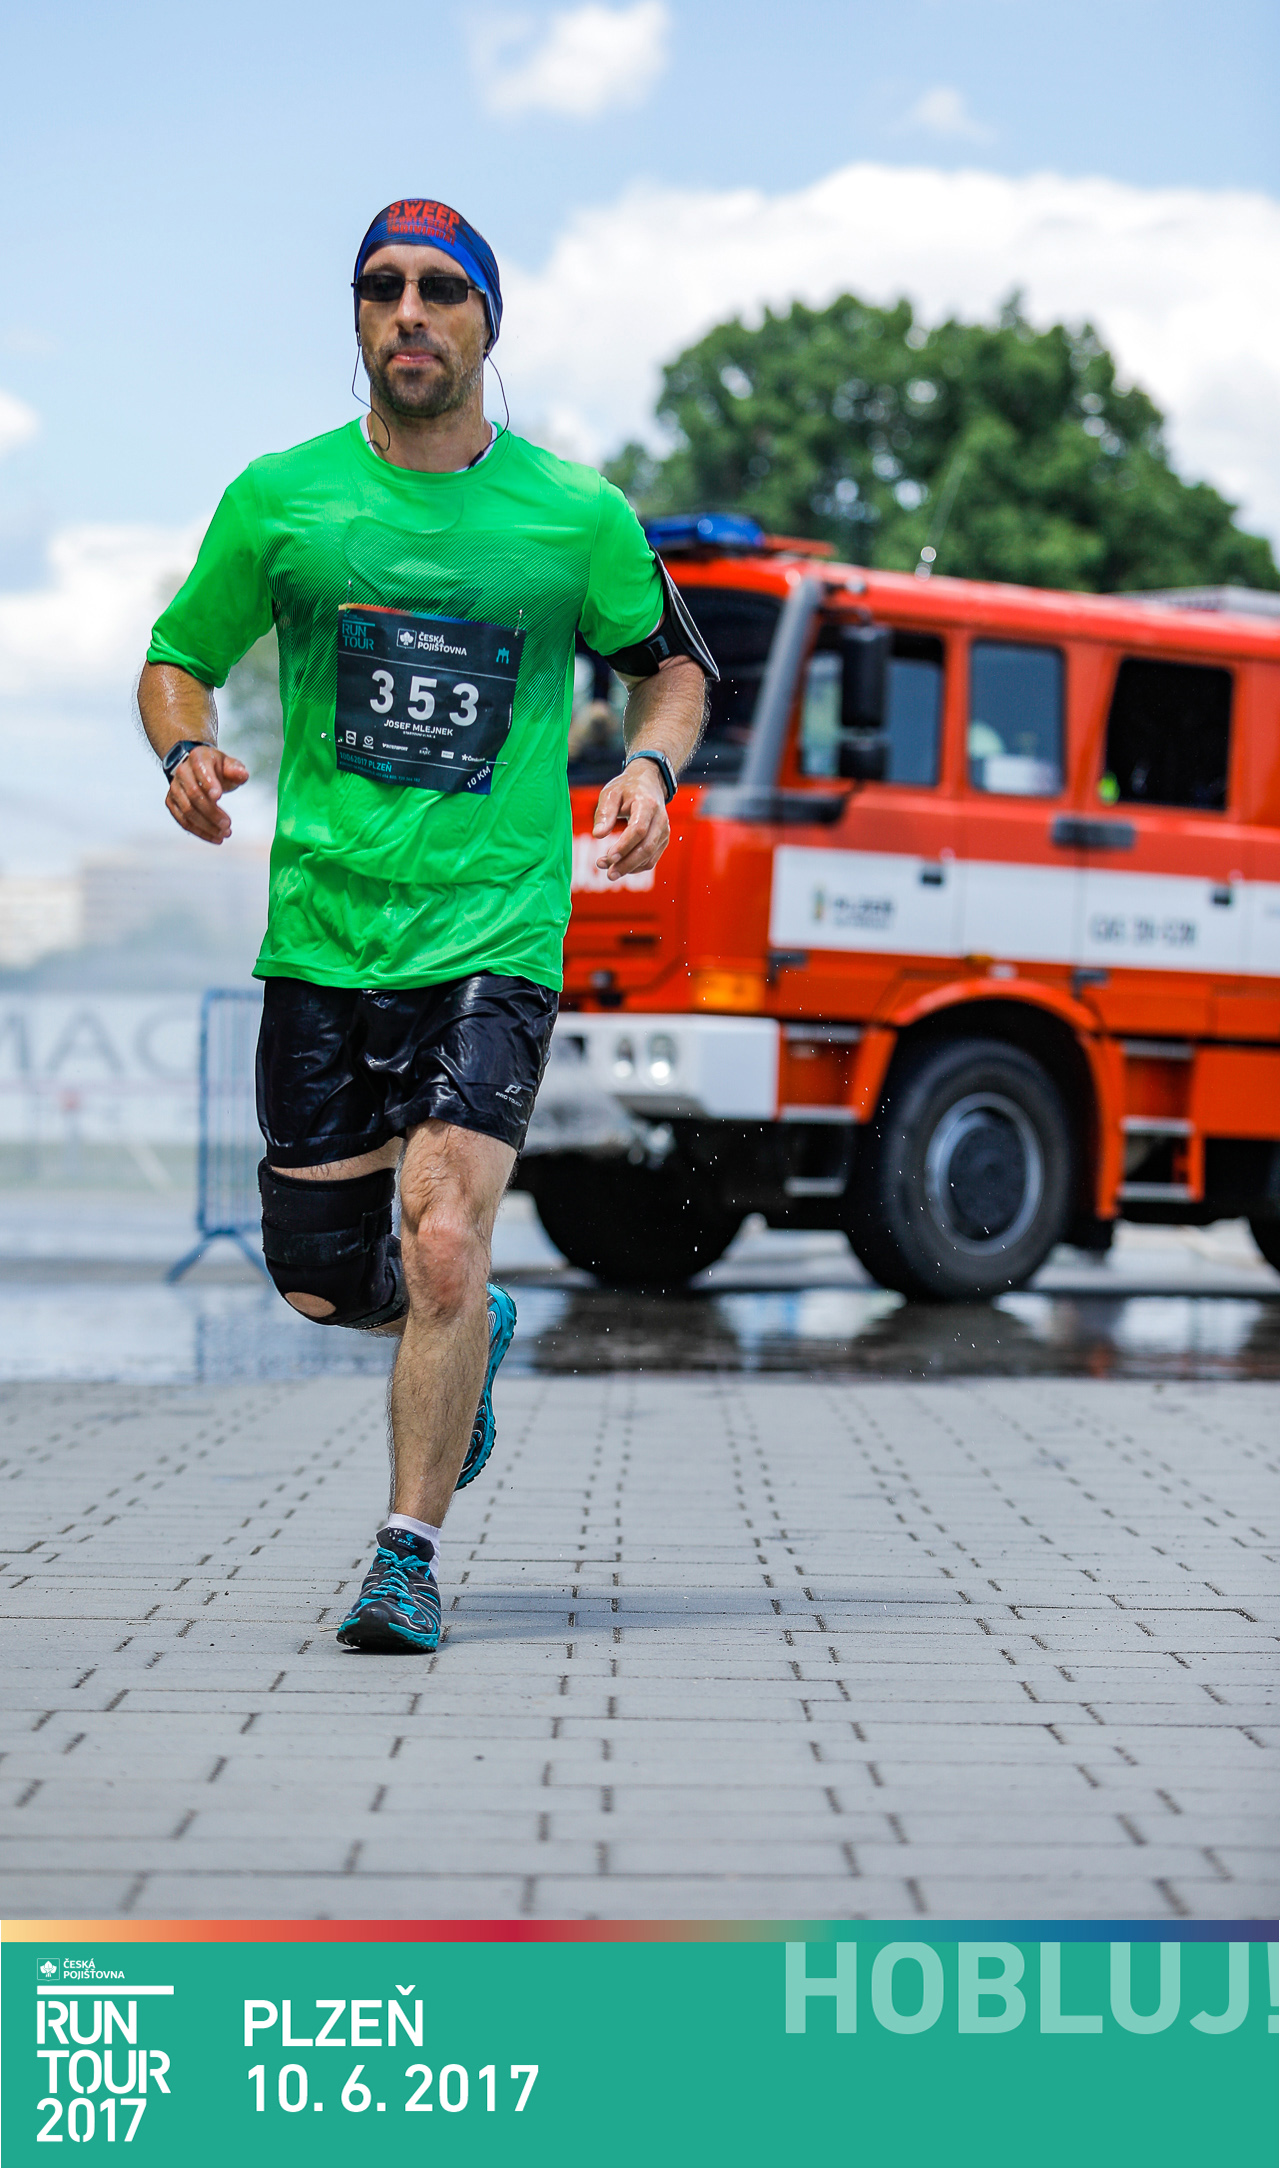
left=567, top=642, right=626, bottom=775
left=567, top=589, right=781, bottom=786
left=883, top=633, right=944, bottom=785
left=687, top=590, right=782, bottom=780
left=968, top=641, right=1064, bottom=796
left=801, top=631, right=943, bottom=783
left=1101, top=658, right=1233, bottom=811
left=800, top=651, right=841, bottom=776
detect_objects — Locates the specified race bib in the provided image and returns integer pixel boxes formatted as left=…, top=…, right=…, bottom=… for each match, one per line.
left=334, top=606, right=524, bottom=796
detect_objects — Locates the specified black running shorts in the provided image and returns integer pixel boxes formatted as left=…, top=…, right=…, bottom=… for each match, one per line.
left=256, top=974, right=559, bottom=1167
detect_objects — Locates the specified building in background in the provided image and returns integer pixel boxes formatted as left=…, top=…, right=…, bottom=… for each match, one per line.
left=0, top=877, right=84, bottom=970
left=0, top=840, right=271, bottom=1181
left=80, top=842, right=269, bottom=954
left=0, top=839, right=270, bottom=995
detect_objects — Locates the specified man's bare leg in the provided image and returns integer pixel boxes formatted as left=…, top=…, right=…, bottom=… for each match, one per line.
left=271, top=1121, right=515, bottom=1527
left=388, top=1121, right=515, bottom=1524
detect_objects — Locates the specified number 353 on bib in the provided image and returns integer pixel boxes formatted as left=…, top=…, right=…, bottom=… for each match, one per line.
left=334, top=606, right=525, bottom=797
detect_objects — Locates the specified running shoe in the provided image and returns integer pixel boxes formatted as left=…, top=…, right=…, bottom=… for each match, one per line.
left=455, top=1283, right=516, bottom=1492
left=337, top=1527, right=440, bottom=1653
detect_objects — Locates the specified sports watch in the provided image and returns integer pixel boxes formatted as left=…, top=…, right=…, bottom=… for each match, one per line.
left=161, top=739, right=208, bottom=780
left=623, top=748, right=678, bottom=804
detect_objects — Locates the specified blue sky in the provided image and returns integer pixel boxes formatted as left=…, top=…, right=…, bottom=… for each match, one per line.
left=0, top=0, right=1277, bottom=876
left=1, top=0, right=1276, bottom=535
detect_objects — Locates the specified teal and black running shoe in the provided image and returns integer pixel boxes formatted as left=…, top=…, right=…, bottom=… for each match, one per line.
left=337, top=1527, right=441, bottom=1653
left=455, top=1283, right=516, bottom=1492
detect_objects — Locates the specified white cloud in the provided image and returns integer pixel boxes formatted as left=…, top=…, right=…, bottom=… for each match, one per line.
left=0, top=388, right=39, bottom=458
left=0, top=520, right=200, bottom=700
left=902, top=86, right=993, bottom=144
left=477, top=2, right=669, bottom=119
left=499, top=162, right=1280, bottom=545
left=0, top=518, right=214, bottom=876
left=5, top=162, right=1280, bottom=875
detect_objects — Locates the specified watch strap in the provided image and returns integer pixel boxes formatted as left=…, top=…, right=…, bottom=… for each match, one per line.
left=162, top=739, right=208, bottom=780
left=624, top=748, right=677, bottom=804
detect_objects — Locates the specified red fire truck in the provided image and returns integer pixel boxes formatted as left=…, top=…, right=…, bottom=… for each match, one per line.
left=518, top=515, right=1280, bottom=1299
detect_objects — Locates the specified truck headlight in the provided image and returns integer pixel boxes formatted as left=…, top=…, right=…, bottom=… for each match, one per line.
left=612, top=1036, right=636, bottom=1079
left=647, top=1032, right=678, bottom=1082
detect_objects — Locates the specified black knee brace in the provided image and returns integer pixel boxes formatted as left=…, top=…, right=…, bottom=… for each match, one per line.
left=258, top=1162, right=408, bottom=1329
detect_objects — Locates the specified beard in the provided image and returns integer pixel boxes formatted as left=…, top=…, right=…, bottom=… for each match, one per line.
left=364, top=333, right=483, bottom=420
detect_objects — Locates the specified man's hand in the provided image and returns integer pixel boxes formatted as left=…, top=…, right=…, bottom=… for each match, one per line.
left=591, top=758, right=670, bottom=881
left=166, top=744, right=250, bottom=845
left=137, top=660, right=247, bottom=844
left=588, top=655, right=705, bottom=880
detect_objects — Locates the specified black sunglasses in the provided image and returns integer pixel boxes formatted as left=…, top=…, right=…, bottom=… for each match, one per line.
left=353, top=271, right=479, bottom=308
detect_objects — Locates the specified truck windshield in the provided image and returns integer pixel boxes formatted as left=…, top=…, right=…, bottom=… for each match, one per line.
left=567, top=587, right=782, bottom=786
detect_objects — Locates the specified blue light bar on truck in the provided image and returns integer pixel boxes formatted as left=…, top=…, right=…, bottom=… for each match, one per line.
left=643, top=512, right=767, bottom=554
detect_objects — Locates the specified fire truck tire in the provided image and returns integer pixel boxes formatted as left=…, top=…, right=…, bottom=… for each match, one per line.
left=526, top=1151, right=743, bottom=1289
left=848, top=1037, right=1074, bottom=1302
left=1249, top=1218, right=1280, bottom=1275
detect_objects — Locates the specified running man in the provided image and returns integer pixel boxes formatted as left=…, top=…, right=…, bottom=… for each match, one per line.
left=137, top=199, right=715, bottom=1654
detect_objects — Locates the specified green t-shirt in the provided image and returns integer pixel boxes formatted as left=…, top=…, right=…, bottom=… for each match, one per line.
left=148, top=420, right=662, bottom=990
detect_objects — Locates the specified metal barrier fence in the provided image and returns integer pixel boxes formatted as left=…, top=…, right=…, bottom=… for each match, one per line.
left=168, top=989, right=268, bottom=1282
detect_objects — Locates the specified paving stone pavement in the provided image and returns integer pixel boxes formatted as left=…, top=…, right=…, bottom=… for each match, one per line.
left=1, top=1375, right=1276, bottom=1921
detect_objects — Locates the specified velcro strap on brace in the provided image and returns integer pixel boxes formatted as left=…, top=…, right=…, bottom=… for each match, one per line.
left=258, top=1161, right=407, bottom=1330
left=260, top=1215, right=388, bottom=1269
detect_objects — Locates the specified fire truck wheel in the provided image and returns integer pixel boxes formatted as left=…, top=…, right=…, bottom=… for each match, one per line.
left=526, top=1151, right=743, bottom=1289
left=848, top=1037, right=1074, bottom=1302
left=1249, top=1218, right=1280, bottom=1275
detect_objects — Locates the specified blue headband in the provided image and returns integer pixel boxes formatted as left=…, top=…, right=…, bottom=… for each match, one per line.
left=353, top=200, right=502, bottom=350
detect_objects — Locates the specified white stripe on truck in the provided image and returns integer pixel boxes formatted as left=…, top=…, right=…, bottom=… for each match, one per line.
left=770, top=846, right=1280, bottom=977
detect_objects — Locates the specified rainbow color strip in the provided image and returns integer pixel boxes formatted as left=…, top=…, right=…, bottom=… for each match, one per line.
left=5, top=1917, right=1272, bottom=1942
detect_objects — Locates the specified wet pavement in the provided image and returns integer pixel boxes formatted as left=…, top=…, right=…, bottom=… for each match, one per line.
left=1, top=1190, right=1278, bottom=1383
left=3, top=1371, right=1276, bottom=1921
left=3, top=1193, right=1277, bottom=1925
left=514, top=1281, right=1280, bottom=1381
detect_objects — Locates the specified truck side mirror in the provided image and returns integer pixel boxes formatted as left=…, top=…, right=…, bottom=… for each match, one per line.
left=838, top=733, right=888, bottom=781
left=837, top=625, right=891, bottom=781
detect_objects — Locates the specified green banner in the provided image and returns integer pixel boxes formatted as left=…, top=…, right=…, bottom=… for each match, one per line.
left=4, top=1925, right=1276, bottom=2167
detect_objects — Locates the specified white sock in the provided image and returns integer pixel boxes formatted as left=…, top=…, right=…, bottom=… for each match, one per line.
left=384, top=1514, right=441, bottom=1572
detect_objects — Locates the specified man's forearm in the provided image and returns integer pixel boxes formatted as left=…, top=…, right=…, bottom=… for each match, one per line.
left=139, top=660, right=249, bottom=845
left=137, top=660, right=219, bottom=765
left=621, top=657, right=707, bottom=776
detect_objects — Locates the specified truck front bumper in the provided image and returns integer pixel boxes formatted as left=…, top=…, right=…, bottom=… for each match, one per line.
left=523, top=1013, right=781, bottom=1152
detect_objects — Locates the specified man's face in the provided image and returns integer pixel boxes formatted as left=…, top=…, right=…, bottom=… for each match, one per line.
left=358, top=244, right=489, bottom=420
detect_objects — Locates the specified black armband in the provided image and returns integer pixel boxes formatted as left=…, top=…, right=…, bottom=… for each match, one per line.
left=600, top=555, right=721, bottom=683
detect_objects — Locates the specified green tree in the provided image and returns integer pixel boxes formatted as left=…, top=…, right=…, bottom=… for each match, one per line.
left=607, top=296, right=1278, bottom=593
